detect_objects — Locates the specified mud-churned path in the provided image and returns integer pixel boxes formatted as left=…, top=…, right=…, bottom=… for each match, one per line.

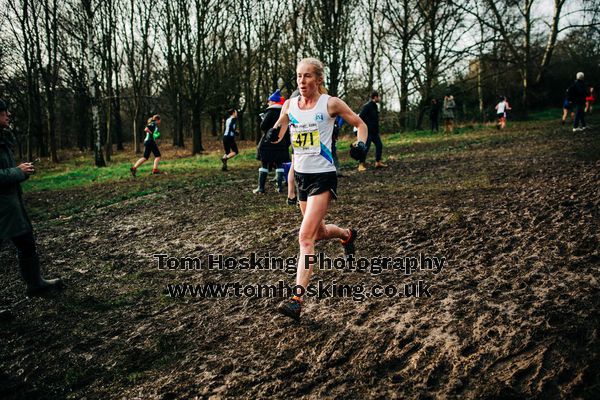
left=1, top=121, right=599, bottom=399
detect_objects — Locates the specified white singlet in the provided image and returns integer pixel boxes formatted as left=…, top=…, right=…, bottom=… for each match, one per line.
left=288, top=94, right=336, bottom=174
left=496, top=101, right=507, bottom=114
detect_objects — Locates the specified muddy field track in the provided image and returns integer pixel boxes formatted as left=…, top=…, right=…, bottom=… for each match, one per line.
left=1, top=121, right=599, bottom=399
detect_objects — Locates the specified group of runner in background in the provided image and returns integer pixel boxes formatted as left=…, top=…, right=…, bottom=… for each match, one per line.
left=128, top=73, right=594, bottom=180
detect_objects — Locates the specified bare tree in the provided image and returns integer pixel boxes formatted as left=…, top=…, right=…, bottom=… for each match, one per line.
left=31, top=0, right=63, bottom=162
left=159, top=0, right=186, bottom=147
left=358, top=0, right=385, bottom=93
left=98, top=0, right=117, bottom=161
left=412, top=0, right=470, bottom=128
left=182, top=0, right=222, bottom=154
left=383, top=0, right=421, bottom=130
left=7, top=0, right=46, bottom=159
left=466, top=0, right=587, bottom=114
left=81, top=0, right=106, bottom=167
left=120, top=0, right=156, bottom=153
left=308, top=0, right=356, bottom=97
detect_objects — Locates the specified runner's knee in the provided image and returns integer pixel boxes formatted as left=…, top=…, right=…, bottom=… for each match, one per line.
left=298, top=229, right=317, bottom=248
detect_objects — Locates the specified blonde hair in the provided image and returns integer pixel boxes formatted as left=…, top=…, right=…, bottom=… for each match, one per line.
left=147, top=114, right=161, bottom=125
left=298, top=58, right=328, bottom=94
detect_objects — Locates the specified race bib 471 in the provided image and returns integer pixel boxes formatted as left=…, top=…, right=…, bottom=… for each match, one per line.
left=291, top=123, right=320, bottom=154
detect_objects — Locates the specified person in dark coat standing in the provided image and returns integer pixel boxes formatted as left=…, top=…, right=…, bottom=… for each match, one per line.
left=358, top=90, right=386, bottom=171
left=569, top=72, right=588, bottom=132
left=429, top=98, right=440, bottom=132
left=254, top=89, right=290, bottom=193
left=0, top=99, right=63, bottom=320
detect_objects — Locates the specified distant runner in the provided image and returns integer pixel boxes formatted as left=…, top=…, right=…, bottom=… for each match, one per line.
left=130, top=114, right=162, bottom=176
left=221, top=109, right=239, bottom=171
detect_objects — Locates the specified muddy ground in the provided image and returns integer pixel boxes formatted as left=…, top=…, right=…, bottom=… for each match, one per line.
left=1, top=121, right=599, bottom=399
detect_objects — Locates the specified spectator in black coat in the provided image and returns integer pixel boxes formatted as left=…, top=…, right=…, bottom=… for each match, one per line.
left=254, top=89, right=290, bottom=193
left=0, top=99, right=63, bottom=321
left=569, top=72, right=587, bottom=132
left=358, top=90, right=386, bottom=171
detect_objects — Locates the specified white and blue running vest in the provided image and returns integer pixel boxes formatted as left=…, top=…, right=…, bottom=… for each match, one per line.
left=288, top=94, right=336, bottom=174
left=223, top=116, right=236, bottom=137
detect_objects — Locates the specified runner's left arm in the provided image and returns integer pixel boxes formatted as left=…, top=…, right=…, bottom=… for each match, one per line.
left=328, top=97, right=368, bottom=143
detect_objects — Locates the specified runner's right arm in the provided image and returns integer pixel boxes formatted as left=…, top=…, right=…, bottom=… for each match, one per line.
left=269, top=100, right=291, bottom=143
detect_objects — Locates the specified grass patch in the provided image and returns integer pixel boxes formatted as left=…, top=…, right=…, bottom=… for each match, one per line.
left=23, top=151, right=252, bottom=192
left=528, top=108, right=563, bottom=121
left=22, top=116, right=568, bottom=196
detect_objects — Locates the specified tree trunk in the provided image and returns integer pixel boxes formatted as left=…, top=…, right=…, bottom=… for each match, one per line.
left=133, top=105, right=140, bottom=154
left=477, top=60, right=484, bottom=121
left=83, top=0, right=106, bottom=167
left=211, top=112, right=218, bottom=137
left=192, top=105, right=203, bottom=155
left=105, top=98, right=112, bottom=161
left=113, top=75, right=124, bottom=151
left=522, top=0, right=532, bottom=116
left=177, top=93, right=184, bottom=147
left=400, top=45, right=409, bottom=131
left=47, top=95, right=58, bottom=162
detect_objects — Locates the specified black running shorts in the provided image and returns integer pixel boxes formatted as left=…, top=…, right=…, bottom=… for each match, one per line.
left=223, top=136, right=238, bottom=154
left=143, top=140, right=161, bottom=159
left=294, top=171, right=338, bottom=202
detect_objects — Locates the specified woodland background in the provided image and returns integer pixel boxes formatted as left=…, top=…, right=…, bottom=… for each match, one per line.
left=1, top=0, right=599, bottom=166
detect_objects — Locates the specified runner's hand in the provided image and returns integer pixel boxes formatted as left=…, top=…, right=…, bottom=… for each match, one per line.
left=265, top=127, right=281, bottom=143
left=349, top=141, right=367, bottom=161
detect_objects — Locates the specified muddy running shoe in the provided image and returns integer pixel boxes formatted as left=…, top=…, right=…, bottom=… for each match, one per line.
left=253, top=187, right=265, bottom=194
left=277, top=296, right=302, bottom=321
left=221, top=157, right=228, bottom=171
left=358, top=163, right=366, bottom=172
left=130, top=167, right=137, bottom=177
left=341, top=228, right=357, bottom=258
left=152, top=169, right=162, bottom=175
